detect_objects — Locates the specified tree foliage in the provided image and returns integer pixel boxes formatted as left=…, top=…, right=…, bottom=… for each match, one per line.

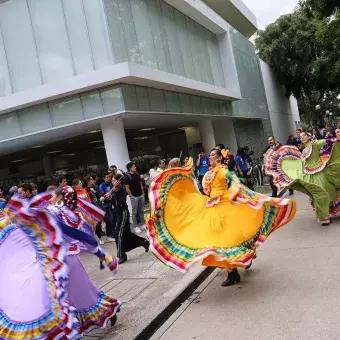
left=255, top=3, right=340, bottom=126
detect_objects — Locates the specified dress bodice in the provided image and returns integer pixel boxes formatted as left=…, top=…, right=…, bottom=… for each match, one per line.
left=301, top=140, right=327, bottom=174
left=202, top=165, right=228, bottom=198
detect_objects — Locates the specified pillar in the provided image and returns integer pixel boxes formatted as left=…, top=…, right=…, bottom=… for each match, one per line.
left=100, top=116, right=130, bottom=172
left=198, top=120, right=216, bottom=154
left=184, top=127, right=201, bottom=158
left=42, top=156, right=53, bottom=176
left=101, top=116, right=132, bottom=215
left=212, top=118, right=238, bottom=154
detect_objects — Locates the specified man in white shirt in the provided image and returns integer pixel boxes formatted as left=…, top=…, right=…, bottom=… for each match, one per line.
left=149, top=159, right=163, bottom=182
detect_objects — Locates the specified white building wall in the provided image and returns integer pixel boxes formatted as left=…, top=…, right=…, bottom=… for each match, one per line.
left=212, top=118, right=238, bottom=154
left=259, top=59, right=300, bottom=144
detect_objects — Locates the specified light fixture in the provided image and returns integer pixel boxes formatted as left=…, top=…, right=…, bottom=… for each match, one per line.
left=89, top=140, right=104, bottom=144
left=10, top=159, right=25, bottom=163
left=62, top=153, right=76, bottom=157
left=32, top=145, right=45, bottom=148
left=139, top=128, right=156, bottom=131
left=87, top=130, right=100, bottom=134
left=47, top=150, right=62, bottom=154
left=134, top=136, right=149, bottom=140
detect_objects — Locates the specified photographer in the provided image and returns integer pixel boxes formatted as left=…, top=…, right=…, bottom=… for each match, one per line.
left=113, top=174, right=149, bottom=264
left=235, top=147, right=254, bottom=190
left=196, top=151, right=209, bottom=187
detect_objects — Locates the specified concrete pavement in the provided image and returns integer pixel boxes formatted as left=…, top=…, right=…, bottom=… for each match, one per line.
left=82, top=230, right=206, bottom=340
left=151, top=192, right=340, bottom=340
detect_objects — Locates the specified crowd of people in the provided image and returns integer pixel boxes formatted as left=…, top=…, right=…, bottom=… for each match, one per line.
left=2, top=122, right=340, bottom=339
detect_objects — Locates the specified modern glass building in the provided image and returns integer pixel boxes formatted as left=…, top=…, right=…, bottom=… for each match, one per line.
left=0, top=0, right=300, bottom=185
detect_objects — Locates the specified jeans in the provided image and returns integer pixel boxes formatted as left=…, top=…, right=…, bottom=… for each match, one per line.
left=131, top=195, right=145, bottom=227
left=103, top=206, right=116, bottom=237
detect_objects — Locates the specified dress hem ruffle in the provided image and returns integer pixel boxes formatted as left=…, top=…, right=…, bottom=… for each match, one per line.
left=0, top=201, right=80, bottom=340
left=147, top=163, right=296, bottom=273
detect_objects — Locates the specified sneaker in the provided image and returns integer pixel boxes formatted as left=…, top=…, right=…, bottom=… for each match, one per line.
left=106, top=237, right=115, bottom=243
left=135, top=227, right=142, bottom=234
left=140, top=224, right=146, bottom=230
left=99, top=239, right=105, bottom=245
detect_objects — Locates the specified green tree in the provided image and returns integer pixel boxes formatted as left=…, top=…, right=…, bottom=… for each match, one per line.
left=255, top=11, right=324, bottom=125
left=300, top=0, right=340, bottom=91
left=255, top=9, right=340, bottom=126
left=300, top=0, right=339, bottom=17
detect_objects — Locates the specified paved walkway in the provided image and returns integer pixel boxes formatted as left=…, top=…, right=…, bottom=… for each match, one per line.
left=82, top=229, right=205, bottom=340
left=150, top=192, right=340, bottom=340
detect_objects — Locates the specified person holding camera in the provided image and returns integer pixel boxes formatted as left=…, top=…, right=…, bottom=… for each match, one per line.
left=235, top=147, right=254, bottom=190
left=113, top=174, right=150, bottom=264
left=196, top=151, right=209, bottom=188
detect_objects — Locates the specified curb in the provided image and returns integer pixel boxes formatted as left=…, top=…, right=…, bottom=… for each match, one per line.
left=133, top=267, right=216, bottom=340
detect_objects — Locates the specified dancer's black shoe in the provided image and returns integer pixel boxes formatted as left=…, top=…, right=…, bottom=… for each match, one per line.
left=110, top=314, right=117, bottom=327
left=221, top=269, right=241, bottom=287
left=118, top=255, right=127, bottom=264
left=245, top=260, right=253, bottom=270
left=142, top=240, right=150, bottom=252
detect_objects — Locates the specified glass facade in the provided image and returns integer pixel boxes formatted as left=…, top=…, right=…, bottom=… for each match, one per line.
left=229, top=27, right=269, bottom=120
left=0, top=84, right=231, bottom=142
left=103, top=0, right=225, bottom=87
left=0, top=0, right=225, bottom=98
left=0, top=87, right=124, bottom=141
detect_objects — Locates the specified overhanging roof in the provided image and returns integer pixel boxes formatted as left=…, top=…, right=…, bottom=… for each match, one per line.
left=202, top=0, right=258, bottom=38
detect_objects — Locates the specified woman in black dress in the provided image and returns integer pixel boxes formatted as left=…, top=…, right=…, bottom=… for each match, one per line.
left=113, top=173, right=149, bottom=264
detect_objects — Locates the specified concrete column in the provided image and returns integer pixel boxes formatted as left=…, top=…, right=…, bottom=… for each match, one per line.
left=198, top=120, right=216, bottom=154
left=213, top=118, right=238, bottom=154
left=100, top=116, right=130, bottom=172
left=101, top=116, right=132, bottom=216
left=42, top=156, right=53, bottom=176
left=184, top=127, right=201, bottom=158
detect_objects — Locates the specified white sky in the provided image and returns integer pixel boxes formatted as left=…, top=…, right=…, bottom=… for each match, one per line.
left=242, top=0, right=299, bottom=30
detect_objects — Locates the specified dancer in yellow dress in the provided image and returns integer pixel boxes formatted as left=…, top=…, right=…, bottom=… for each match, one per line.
left=147, top=148, right=296, bottom=286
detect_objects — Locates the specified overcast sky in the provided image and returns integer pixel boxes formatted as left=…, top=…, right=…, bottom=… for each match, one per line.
left=242, top=0, right=299, bottom=30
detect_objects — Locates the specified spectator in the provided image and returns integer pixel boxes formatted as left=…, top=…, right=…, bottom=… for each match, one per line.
left=107, top=165, right=117, bottom=180
left=215, top=144, right=225, bottom=151
left=84, top=175, right=106, bottom=244
left=244, top=146, right=254, bottom=165
left=57, top=176, right=67, bottom=188
left=294, top=128, right=303, bottom=150
left=325, top=124, right=335, bottom=138
left=159, top=160, right=166, bottom=170
left=149, top=159, right=162, bottom=182
left=83, top=176, right=99, bottom=205
left=125, top=161, right=145, bottom=234
left=5, top=186, right=18, bottom=203
left=235, top=147, right=254, bottom=190
left=286, top=134, right=295, bottom=145
left=0, top=188, right=6, bottom=209
left=196, top=151, right=209, bottom=186
left=47, top=185, right=57, bottom=192
left=18, top=183, right=33, bottom=200
left=72, top=179, right=91, bottom=202
left=99, top=174, right=116, bottom=242
left=168, top=158, right=181, bottom=168
left=31, top=183, right=38, bottom=196
left=312, top=128, right=322, bottom=140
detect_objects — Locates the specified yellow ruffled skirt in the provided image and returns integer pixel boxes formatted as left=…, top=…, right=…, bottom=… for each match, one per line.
left=147, top=166, right=296, bottom=272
